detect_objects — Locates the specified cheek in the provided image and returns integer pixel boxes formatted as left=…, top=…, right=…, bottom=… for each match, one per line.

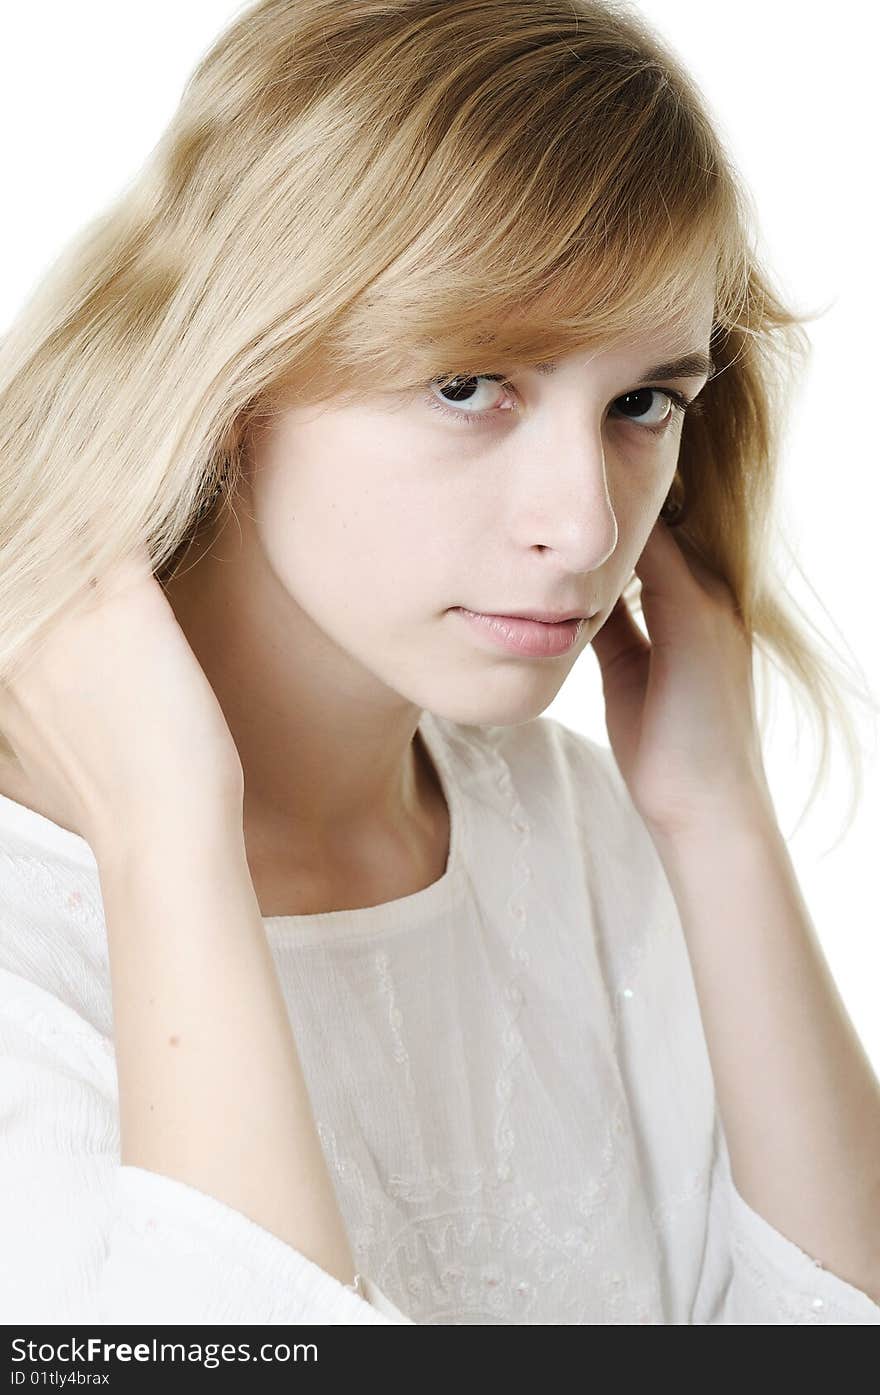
left=624, top=449, right=681, bottom=531
left=256, top=454, right=452, bottom=609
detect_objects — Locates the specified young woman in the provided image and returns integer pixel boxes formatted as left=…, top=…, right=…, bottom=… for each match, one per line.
left=0, top=0, right=877, bottom=1325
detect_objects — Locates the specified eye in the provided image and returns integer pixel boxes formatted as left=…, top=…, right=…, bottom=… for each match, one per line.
left=424, top=373, right=702, bottom=436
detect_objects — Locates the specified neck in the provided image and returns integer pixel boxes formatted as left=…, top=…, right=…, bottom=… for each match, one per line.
left=160, top=515, right=442, bottom=874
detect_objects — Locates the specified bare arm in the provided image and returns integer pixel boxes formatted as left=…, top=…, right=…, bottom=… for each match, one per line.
left=591, top=517, right=880, bottom=1306
left=94, top=811, right=357, bottom=1289
left=0, top=550, right=359, bottom=1294
left=652, top=800, right=880, bottom=1305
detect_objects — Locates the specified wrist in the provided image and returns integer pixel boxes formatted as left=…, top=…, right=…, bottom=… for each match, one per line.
left=645, top=784, right=780, bottom=861
left=90, top=800, right=246, bottom=874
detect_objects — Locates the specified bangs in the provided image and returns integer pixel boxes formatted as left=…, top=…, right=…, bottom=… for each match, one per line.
left=290, top=35, right=748, bottom=406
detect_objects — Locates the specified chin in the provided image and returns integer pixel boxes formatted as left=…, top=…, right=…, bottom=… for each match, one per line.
left=420, top=682, right=563, bottom=730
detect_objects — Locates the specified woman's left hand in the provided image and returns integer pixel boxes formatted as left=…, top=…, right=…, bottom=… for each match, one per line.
left=590, top=516, right=773, bottom=840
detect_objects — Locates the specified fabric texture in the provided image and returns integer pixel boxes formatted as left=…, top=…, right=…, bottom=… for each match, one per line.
left=0, top=710, right=877, bottom=1325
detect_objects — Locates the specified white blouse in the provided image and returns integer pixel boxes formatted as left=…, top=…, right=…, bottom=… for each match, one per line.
left=0, top=710, right=878, bottom=1324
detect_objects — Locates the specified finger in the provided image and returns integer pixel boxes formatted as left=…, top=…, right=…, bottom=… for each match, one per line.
left=590, top=591, right=650, bottom=674
left=633, top=518, right=734, bottom=650
left=636, top=516, right=732, bottom=605
left=632, top=517, right=696, bottom=599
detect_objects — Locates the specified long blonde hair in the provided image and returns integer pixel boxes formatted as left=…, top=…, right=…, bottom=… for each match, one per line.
left=0, top=0, right=874, bottom=845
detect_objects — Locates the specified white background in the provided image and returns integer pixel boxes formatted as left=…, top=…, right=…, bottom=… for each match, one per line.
left=1, top=3, right=877, bottom=1065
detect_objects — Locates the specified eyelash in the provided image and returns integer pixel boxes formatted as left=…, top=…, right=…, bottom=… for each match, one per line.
left=424, top=374, right=704, bottom=436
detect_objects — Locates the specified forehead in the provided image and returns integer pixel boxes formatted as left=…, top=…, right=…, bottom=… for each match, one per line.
left=538, top=287, right=717, bottom=374
left=538, top=332, right=717, bottom=384
left=507, top=266, right=716, bottom=365
left=618, top=293, right=717, bottom=354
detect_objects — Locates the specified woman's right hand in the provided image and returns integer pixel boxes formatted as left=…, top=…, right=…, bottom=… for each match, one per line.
left=0, top=547, right=245, bottom=856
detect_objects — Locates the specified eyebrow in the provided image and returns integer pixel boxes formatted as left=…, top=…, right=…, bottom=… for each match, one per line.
left=536, top=351, right=716, bottom=382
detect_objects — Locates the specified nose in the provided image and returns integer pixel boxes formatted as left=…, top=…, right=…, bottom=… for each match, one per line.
left=512, top=426, right=619, bottom=573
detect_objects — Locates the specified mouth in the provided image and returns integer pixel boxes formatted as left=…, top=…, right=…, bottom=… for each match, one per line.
left=499, top=609, right=590, bottom=624
left=452, top=607, right=597, bottom=658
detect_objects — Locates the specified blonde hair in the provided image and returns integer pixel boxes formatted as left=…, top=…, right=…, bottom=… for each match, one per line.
left=0, top=0, right=875, bottom=847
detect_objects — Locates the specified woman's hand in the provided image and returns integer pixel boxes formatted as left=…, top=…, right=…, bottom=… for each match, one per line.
left=0, top=546, right=244, bottom=854
left=590, top=517, right=773, bottom=840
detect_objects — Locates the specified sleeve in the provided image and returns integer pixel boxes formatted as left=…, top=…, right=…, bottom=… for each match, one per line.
left=692, top=1113, right=880, bottom=1325
left=567, top=731, right=880, bottom=1325
left=0, top=973, right=414, bottom=1324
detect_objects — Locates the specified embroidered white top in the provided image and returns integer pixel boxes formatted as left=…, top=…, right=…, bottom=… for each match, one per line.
left=0, top=711, right=878, bottom=1325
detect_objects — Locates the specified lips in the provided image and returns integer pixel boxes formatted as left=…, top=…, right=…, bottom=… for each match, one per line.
left=464, top=608, right=594, bottom=624
left=453, top=607, right=589, bottom=658
left=490, top=610, right=588, bottom=624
